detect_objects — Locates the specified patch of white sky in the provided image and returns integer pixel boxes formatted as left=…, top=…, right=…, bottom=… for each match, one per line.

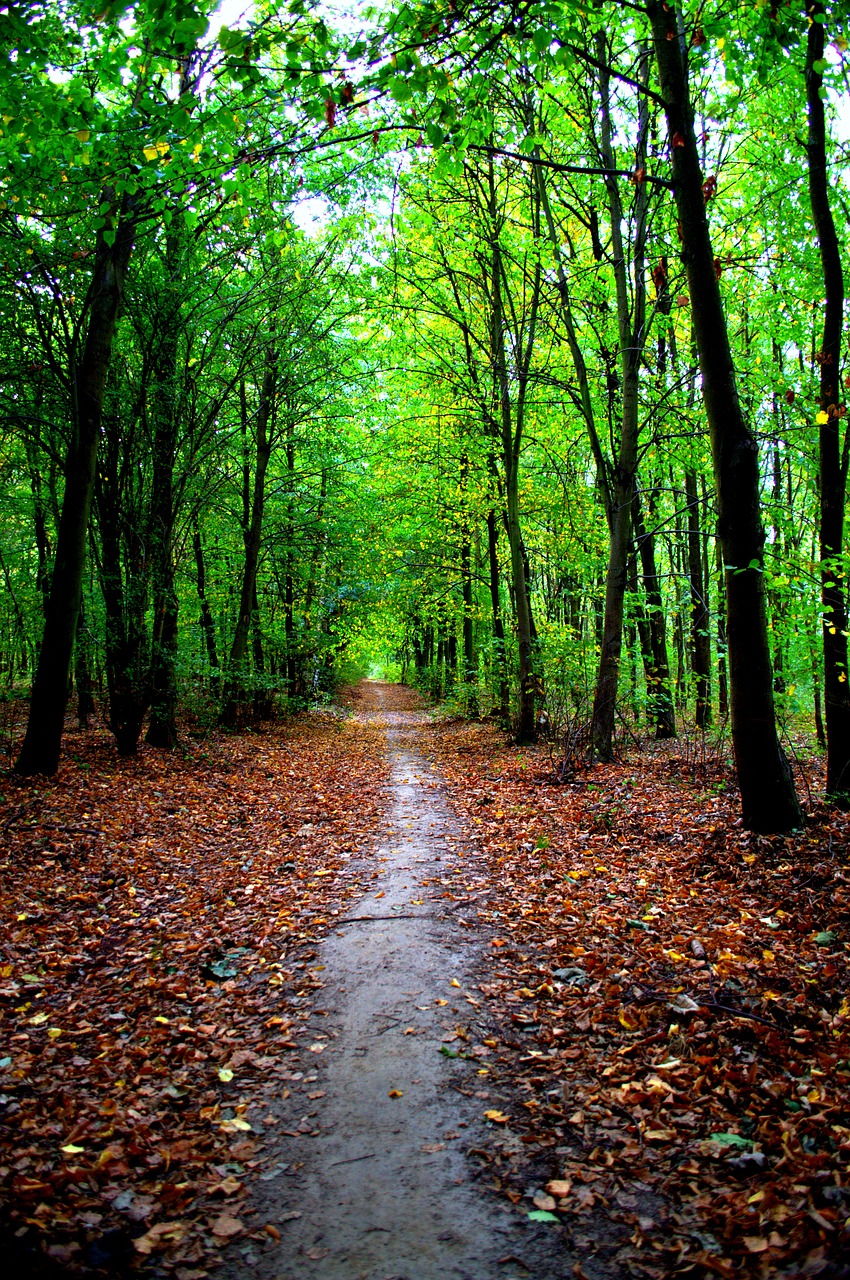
left=211, top=0, right=383, bottom=232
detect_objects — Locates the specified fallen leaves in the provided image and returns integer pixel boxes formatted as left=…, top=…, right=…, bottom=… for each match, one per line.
left=426, top=717, right=850, bottom=1278
left=0, top=713, right=389, bottom=1272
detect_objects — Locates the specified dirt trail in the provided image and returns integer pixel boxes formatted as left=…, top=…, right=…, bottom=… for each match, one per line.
left=243, top=682, right=570, bottom=1280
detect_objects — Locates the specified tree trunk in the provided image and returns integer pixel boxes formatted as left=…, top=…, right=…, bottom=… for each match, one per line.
left=221, top=333, right=276, bottom=726
left=633, top=487, right=676, bottom=738
left=146, top=228, right=183, bottom=750
left=487, top=152, right=537, bottom=742
left=460, top=529, right=477, bottom=717
left=649, top=1, right=801, bottom=831
left=590, top=38, right=649, bottom=759
left=193, top=520, right=220, bottom=692
left=807, top=2, right=850, bottom=805
left=715, top=536, right=728, bottom=718
left=486, top=509, right=509, bottom=721
left=15, top=202, right=134, bottom=775
left=75, top=600, right=95, bottom=730
left=96, top=423, right=149, bottom=757
left=685, top=468, right=712, bottom=727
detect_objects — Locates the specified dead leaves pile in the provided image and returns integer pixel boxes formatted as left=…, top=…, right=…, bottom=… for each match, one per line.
left=426, top=722, right=850, bottom=1279
left=0, top=714, right=388, bottom=1276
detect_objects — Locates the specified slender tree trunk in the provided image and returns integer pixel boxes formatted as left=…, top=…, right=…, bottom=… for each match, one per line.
left=460, top=530, right=477, bottom=717
left=633, top=487, right=676, bottom=738
left=25, top=430, right=52, bottom=616
left=16, top=203, right=134, bottom=775
left=715, top=537, right=728, bottom=718
left=75, top=600, right=95, bottom=730
left=487, top=156, right=537, bottom=741
left=221, top=333, right=276, bottom=726
left=590, top=39, right=649, bottom=759
left=649, top=1, right=801, bottom=831
left=685, top=468, right=712, bottom=727
left=96, top=429, right=149, bottom=756
left=807, top=3, right=850, bottom=805
left=146, top=228, right=183, bottom=750
left=192, top=520, right=220, bottom=693
left=486, top=509, right=509, bottom=721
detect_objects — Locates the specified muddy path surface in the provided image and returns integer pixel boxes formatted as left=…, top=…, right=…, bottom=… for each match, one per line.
left=240, top=682, right=572, bottom=1280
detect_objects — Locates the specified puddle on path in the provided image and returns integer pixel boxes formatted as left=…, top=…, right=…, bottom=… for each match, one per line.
left=239, top=686, right=572, bottom=1280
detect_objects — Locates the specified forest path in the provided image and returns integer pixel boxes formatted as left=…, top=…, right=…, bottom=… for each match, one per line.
left=241, top=681, right=570, bottom=1280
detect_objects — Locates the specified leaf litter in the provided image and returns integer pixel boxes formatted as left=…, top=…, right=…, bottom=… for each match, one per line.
left=0, top=712, right=388, bottom=1275
left=0, top=698, right=848, bottom=1278
left=424, top=718, right=850, bottom=1279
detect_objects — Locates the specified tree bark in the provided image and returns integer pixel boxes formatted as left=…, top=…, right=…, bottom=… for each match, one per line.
left=633, top=486, right=676, bottom=738
left=806, top=2, right=850, bottom=805
left=589, top=38, right=649, bottom=759
left=192, top=520, right=220, bottom=693
left=16, top=202, right=134, bottom=775
left=685, top=468, right=712, bottom=727
left=221, top=333, right=276, bottom=726
left=486, top=509, right=509, bottom=721
left=146, top=228, right=184, bottom=750
left=649, top=1, right=801, bottom=831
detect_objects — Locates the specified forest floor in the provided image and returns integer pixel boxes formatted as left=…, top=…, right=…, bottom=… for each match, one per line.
left=0, top=682, right=848, bottom=1280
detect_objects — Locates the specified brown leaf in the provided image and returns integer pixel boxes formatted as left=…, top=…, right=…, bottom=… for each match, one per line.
left=210, top=1213, right=244, bottom=1239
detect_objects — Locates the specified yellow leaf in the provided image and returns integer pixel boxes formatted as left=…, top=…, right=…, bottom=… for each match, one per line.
left=75, top=129, right=90, bottom=143
left=619, top=1010, right=638, bottom=1031
left=218, top=1067, right=234, bottom=1083
left=143, top=146, right=158, bottom=161
left=47, top=1027, right=63, bottom=1039
left=29, top=1012, right=48, bottom=1025
left=816, top=410, right=830, bottom=424
left=154, top=1016, right=169, bottom=1024
left=61, top=1143, right=85, bottom=1154
left=388, top=1088, right=403, bottom=1098
left=450, top=979, right=461, bottom=988
left=484, top=1109, right=509, bottom=1123
left=762, top=949, right=775, bottom=962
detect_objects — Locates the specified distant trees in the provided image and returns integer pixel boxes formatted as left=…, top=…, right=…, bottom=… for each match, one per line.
left=3, top=0, right=850, bottom=832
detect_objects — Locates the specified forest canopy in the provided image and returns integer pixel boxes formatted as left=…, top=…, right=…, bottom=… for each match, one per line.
left=1, top=0, right=850, bottom=831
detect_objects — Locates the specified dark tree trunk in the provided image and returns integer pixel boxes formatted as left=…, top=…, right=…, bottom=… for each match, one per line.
left=97, top=427, right=149, bottom=757
left=25, top=430, right=52, bottom=616
left=685, top=468, right=712, bottom=727
left=193, top=521, right=220, bottom=692
left=16, top=203, right=134, bottom=775
left=807, top=3, right=850, bottom=805
left=589, top=39, right=649, bottom=760
left=486, top=509, right=509, bottom=721
left=460, top=529, right=478, bottom=717
left=146, top=229, right=183, bottom=751
left=633, top=487, right=676, bottom=738
left=649, top=2, right=801, bottom=831
left=75, top=600, right=95, bottom=730
left=715, top=537, right=729, bottom=718
left=221, top=335, right=276, bottom=726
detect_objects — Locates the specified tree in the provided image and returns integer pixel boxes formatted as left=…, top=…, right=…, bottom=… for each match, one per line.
left=647, top=0, right=801, bottom=831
